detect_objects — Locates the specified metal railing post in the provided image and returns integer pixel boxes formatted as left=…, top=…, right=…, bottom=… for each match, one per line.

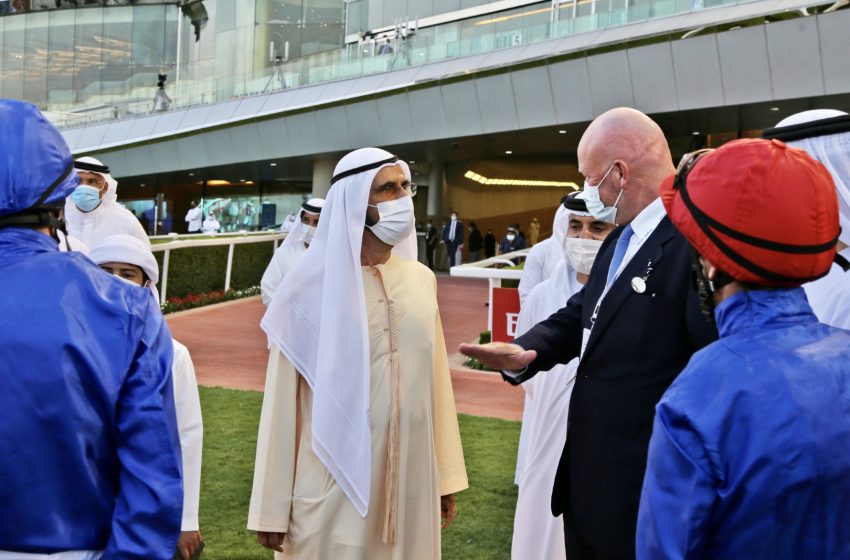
left=149, top=232, right=284, bottom=302
left=224, top=242, right=235, bottom=291
left=488, top=277, right=502, bottom=332
left=161, top=249, right=171, bottom=305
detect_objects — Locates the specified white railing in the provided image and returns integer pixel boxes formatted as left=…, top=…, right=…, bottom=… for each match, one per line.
left=450, top=248, right=530, bottom=331
left=149, top=230, right=284, bottom=241
left=149, top=231, right=285, bottom=305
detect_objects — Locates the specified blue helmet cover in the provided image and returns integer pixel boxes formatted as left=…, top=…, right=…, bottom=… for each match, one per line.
left=0, top=100, right=79, bottom=217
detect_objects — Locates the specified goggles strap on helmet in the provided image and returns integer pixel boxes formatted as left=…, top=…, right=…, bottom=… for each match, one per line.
left=675, top=150, right=838, bottom=284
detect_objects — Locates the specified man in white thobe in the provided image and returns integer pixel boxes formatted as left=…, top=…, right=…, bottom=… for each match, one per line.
left=64, top=157, right=149, bottom=248
left=280, top=212, right=297, bottom=233
left=518, top=202, right=570, bottom=306
left=512, top=194, right=616, bottom=560
left=766, top=109, right=850, bottom=329
left=201, top=213, right=220, bottom=233
left=249, top=148, right=467, bottom=559
left=260, top=197, right=324, bottom=306
left=89, top=234, right=205, bottom=560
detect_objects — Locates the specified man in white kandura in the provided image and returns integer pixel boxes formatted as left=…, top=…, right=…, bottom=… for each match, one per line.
left=765, top=109, right=850, bottom=329
left=64, top=157, right=149, bottom=248
left=517, top=201, right=570, bottom=306
left=280, top=211, right=297, bottom=233
left=201, top=213, right=220, bottom=233
left=514, top=200, right=569, bottom=479
left=260, top=197, right=324, bottom=306
left=248, top=148, right=468, bottom=559
left=512, top=193, right=616, bottom=559
left=89, top=234, right=205, bottom=560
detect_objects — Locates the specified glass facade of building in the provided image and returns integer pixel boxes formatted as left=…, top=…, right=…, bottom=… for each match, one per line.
left=114, top=178, right=314, bottom=234
left=0, top=4, right=179, bottom=113
left=0, top=0, right=345, bottom=124
left=1, top=0, right=756, bottom=128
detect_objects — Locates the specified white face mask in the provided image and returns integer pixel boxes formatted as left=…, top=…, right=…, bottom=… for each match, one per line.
left=112, top=274, right=144, bottom=288
left=563, top=237, right=604, bottom=275
left=582, top=163, right=623, bottom=224
left=300, top=224, right=317, bottom=246
left=506, top=234, right=516, bottom=241
left=367, top=195, right=415, bottom=246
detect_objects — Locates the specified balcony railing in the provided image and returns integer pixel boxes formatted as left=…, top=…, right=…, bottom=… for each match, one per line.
left=46, top=0, right=774, bottom=129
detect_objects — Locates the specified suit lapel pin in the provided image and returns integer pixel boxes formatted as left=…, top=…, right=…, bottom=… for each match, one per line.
left=631, top=260, right=654, bottom=294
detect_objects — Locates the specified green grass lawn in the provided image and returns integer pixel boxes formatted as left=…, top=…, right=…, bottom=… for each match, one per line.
left=197, top=386, right=520, bottom=559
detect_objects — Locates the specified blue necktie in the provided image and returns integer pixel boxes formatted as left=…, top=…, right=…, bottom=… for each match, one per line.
left=607, top=224, right=634, bottom=285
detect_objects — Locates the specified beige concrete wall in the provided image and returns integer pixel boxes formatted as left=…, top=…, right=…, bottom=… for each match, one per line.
left=439, top=159, right=581, bottom=221
left=445, top=184, right=574, bottom=221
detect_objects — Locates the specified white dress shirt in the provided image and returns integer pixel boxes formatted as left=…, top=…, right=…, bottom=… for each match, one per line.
left=606, top=197, right=667, bottom=286
left=507, top=198, right=668, bottom=374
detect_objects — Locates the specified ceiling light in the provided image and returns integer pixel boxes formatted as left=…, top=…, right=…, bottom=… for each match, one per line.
left=140, top=183, right=146, bottom=187
left=692, top=131, right=700, bottom=135
left=464, top=169, right=579, bottom=189
left=505, top=150, right=513, bottom=155
left=409, top=160, right=416, bottom=163
left=270, top=162, right=277, bottom=167
left=476, top=6, right=550, bottom=26
left=770, top=107, right=780, bottom=111
left=558, top=130, right=566, bottom=134
left=188, top=172, right=195, bottom=176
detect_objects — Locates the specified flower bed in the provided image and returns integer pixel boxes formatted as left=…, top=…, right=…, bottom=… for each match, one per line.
left=161, top=286, right=261, bottom=314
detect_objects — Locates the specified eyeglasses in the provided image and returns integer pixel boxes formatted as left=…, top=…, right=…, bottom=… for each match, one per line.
left=372, top=181, right=417, bottom=198
left=674, top=149, right=714, bottom=190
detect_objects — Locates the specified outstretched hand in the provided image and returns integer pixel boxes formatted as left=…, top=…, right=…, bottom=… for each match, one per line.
left=458, top=342, right=537, bottom=372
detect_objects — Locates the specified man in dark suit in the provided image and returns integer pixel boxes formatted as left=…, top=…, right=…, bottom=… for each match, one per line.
left=425, top=219, right=438, bottom=270
left=441, top=211, right=464, bottom=267
left=461, top=108, right=718, bottom=560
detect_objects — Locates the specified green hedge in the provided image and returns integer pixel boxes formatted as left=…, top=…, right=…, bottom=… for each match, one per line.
left=154, top=241, right=275, bottom=299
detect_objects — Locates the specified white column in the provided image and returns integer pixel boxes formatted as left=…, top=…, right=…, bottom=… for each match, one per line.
left=427, top=159, right=445, bottom=218
left=312, top=157, right=335, bottom=198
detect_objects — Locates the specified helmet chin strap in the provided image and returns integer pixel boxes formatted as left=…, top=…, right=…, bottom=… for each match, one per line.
left=50, top=213, right=70, bottom=248
left=689, top=248, right=736, bottom=324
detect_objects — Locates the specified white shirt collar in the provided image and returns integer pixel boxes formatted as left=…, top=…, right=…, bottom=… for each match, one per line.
left=627, top=197, right=666, bottom=241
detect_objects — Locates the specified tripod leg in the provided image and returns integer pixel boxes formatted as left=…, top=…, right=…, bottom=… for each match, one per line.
left=263, top=73, right=275, bottom=93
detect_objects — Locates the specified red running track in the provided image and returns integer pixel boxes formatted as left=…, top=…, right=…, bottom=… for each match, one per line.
left=166, top=275, right=524, bottom=421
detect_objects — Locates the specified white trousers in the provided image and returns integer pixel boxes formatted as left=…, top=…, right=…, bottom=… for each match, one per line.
left=0, top=551, right=103, bottom=559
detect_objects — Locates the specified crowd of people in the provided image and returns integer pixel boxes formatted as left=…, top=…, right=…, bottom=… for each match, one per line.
left=1, top=95, right=849, bottom=560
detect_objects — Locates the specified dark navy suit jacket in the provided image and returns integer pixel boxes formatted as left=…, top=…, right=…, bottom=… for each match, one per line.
left=442, top=220, right=464, bottom=249
left=513, top=216, right=718, bottom=559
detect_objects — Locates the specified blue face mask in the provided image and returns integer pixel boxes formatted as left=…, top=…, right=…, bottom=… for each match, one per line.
left=71, top=185, right=103, bottom=213
left=582, top=163, right=623, bottom=224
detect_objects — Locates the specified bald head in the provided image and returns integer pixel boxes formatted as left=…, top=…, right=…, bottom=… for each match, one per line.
left=578, top=108, right=674, bottom=225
